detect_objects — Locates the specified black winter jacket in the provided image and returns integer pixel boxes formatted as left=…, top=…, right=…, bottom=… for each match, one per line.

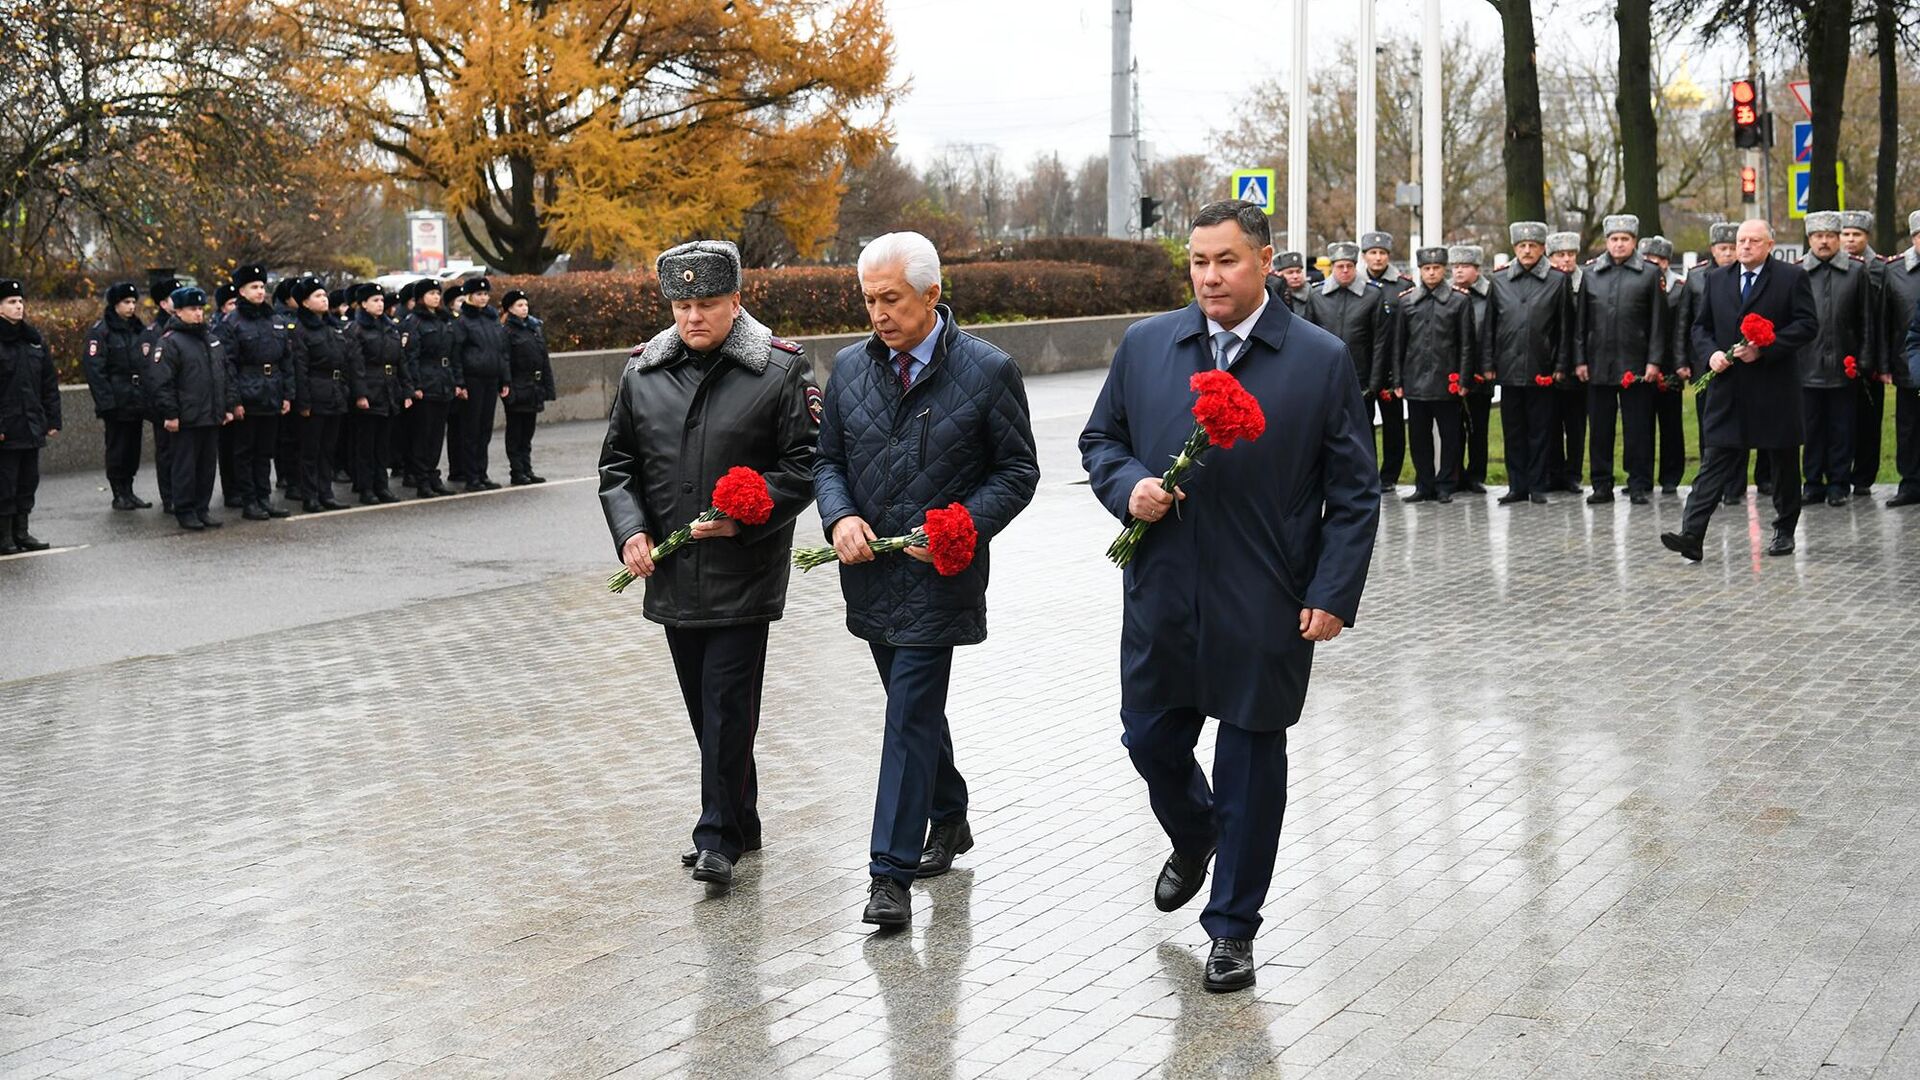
left=455, top=305, right=508, bottom=383
left=814, top=306, right=1040, bottom=647
left=598, top=310, right=819, bottom=628
left=293, top=308, right=352, bottom=416
left=1577, top=253, right=1666, bottom=384
left=503, top=314, right=557, bottom=414
left=1799, top=252, right=1874, bottom=387
left=82, top=310, right=147, bottom=419
left=1485, top=259, right=1573, bottom=386
left=1304, top=277, right=1391, bottom=394
left=0, top=318, right=61, bottom=448
left=224, top=300, right=297, bottom=410
left=1388, top=283, right=1473, bottom=401
left=404, top=308, right=460, bottom=402
left=1883, top=250, right=1920, bottom=389
left=151, top=317, right=234, bottom=429
left=344, top=310, right=411, bottom=416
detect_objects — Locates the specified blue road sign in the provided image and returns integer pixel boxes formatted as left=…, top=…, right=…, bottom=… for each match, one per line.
left=1229, top=169, right=1276, bottom=214
left=1794, top=121, right=1813, bottom=164
left=1793, top=166, right=1810, bottom=215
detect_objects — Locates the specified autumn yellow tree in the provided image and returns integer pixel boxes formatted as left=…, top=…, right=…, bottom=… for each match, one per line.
left=274, top=0, right=896, bottom=272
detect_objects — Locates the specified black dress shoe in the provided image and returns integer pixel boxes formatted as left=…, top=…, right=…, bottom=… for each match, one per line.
left=524, top=473, right=546, bottom=484
left=1660, top=531, right=1704, bottom=563
left=333, top=468, right=352, bottom=483
left=1435, top=492, right=1454, bottom=504
left=862, top=875, right=911, bottom=927
left=1154, top=846, right=1214, bottom=912
left=223, top=496, right=245, bottom=509
left=416, top=487, right=441, bottom=499
left=479, top=479, right=502, bottom=491
left=111, top=493, right=137, bottom=511
left=1767, top=530, right=1795, bottom=557
left=1204, top=937, right=1256, bottom=993
left=303, top=499, right=325, bottom=513
left=359, top=492, right=379, bottom=505
left=1529, top=492, right=1549, bottom=504
left=1758, top=482, right=1774, bottom=496
left=177, top=515, right=205, bottom=531
left=464, top=482, right=487, bottom=493
left=1887, top=492, right=1920, bottom=508
left=1401, top=491, right=1435, bottom=504
left=681, top=845, right=698, bottom=868
left=916, top=818, right=974, bottom=878
left=430, top=479, right=454, bottom=496
left=1586, top=491, right=1615, bottom=505
left=375, top=490, right=400, bottom=504
left=1629, top=492, right=1650, bottom=506
left=265, top=504, right=290, bottom=518
left=320, top=498, right=348, bottom=511
left=1462, top=480, right=1487, bottom=494
left=242, top=503, right=271, bottom=521
left=1559, top=482, right=1584, bottom=494
left=1854, top=485, right=1874, bottom=498
left=1661, top=485, right=1680, bottom=495
left=1721, top=492, right=1741, bottom=507
left=127, top=492, right=153, bottom=509
left=690, top=850, right=734, bottom=885
left=1802, top=488, right=1824, bottom=504
left=196, top=512, right=222, bottom=528
left=1826, top=494, right=1849, bottom=507
left=1497, top=491, right=1527, bottom=505
left=509, top=475, right=534, bottom=487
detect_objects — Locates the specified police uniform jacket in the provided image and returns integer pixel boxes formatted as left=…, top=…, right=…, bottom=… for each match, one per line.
left=502, top=314, right=557, bottom=414
left=224, top=300, right=296, bottom=411
left=1682, top=265, right=1721, bottom=370
left=151, top=317, right=235, bottom=429
left=1577, top=253, right=1665, bottom=384
left=599, top=309, right=820, bottom=629
left=344, top=309, right=410, bottom=415
left=1458, top=279, right=1493, bottom=393
left=82, top=309, right=147, bottom=420
left=1388, top=282, right=1473, bottom=401
left=404, top=308, right=460, bottom=402
left=0, top=318, right=61, bottom=448
left=292, top=308, right=352, bottom=416
left=1799, top=252, right=1874, bottom=386
left=1485, top=258, right=1573, bottom=386
left=454, top=305, right=508, bottom=384
left=1661, top=269, right=1695, bottom=375
left=1304, top=276, right=1390, bottom=394
left=1883, top=249, right=1920, bottom=389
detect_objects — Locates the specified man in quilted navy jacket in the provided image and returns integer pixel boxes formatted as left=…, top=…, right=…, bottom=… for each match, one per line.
left=814, top=231, right=1040, bottom=930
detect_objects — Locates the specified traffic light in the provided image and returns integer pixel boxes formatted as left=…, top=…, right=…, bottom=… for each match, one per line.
left=1732, top=78, right=1764, bottom=149
left=1140, top=195, right=1162, bottom=231
left=1740, top=166, right=1758, bottom=203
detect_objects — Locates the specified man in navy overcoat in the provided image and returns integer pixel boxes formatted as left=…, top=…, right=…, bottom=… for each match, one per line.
left=1080, top=200, right=1381, bottom=992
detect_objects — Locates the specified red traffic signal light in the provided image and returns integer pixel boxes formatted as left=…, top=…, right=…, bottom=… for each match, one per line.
left=1740, top=166, right=1758, bottom=201
left=1732, top=78, right=1765, bottom=149
left=1732, top=79, right=1756, bottom=105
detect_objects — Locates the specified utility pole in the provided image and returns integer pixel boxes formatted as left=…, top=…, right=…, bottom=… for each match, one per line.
left=1108, top=0, right=1134, bottom=239
left=1421, top=0, right=1443, bottom=247
left=1746, top=8, right=1771, bottom=226
left=1354, top=0, right=1376, bottom=241
left=1288, top=0, right=1309, bottom=254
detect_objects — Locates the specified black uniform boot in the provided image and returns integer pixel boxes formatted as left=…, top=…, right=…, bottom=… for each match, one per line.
left=0, top=515, right=20, bottom=555
left=110, top=481, right=137, bottom=511
left=13, top=513, right=50, bottom=551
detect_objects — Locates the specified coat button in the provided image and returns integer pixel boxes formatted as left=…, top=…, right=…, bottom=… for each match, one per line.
left=681, top=481, right=694, bottom=493
left=686, top=417, right=698, bottom=429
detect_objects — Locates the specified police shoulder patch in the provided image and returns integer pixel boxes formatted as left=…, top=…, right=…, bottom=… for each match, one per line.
left=88, top=340, right=99, bottom=356
left=770, top=336, right=803, bottom=354
left=804, top=384, right=824, bottom=423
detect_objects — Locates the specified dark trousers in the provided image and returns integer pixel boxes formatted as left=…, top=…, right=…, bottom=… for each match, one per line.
left=868, top=643, right=967, bottom=885
left=465, top=380, right=501, bottom=482
left=1121, top=708, right=1288, bottom=941
left=446, top=398, right=469, bottom=482
left=1463, top=390, right=1492, bottom=485
left=0, top=448, right=41, bottom=515
left=102, top=417, right=143, bottom=487
left=1405, top=398, right=1463, bottom=497
left=390, top=401, right=413, bottom=477
left=410, top=399, right=451, bottom=483
left=664, top=623, right=770, bottom=862
left=217, top=423, right=239, bottom=503
left=275, top=412, right=303, bottom=495
left=1499, top=385, right=1554, bottom=497
left=1654, top=388, right=1685, bottom=489
left=1371, top=396, right=1406, bottom=487
left=505, top=411, right=537, bottom=479
left=350, top=411, right=394, bottom=497
left=1683, top=445, right=1802, bottom=538
left=301, top=413, right=344, bottom=503
left=232, top=412, right=280, bottom=506
left=331, top=415, right=351, bottom=482
left=1549, top=383, right=1587, bottom=489
left=1588, top=384, right=1654, bottom=494
left=1853, top=380, right=1886, bottom=490
left=151, top=420, right=174, bottom=510
left=169, top=426, right=219, bottom=518
left=1895, top=387, right=1920, bottom=497
left=1801, top=386, right=1855, bottom=497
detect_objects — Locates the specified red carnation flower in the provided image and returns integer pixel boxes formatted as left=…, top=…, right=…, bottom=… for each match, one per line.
left=1844, top=355, right=1859, bottom=380
left=1620, top=371, right=1636, bottom=389
left=711, top=466, right=773, bottom=525
left=1739, top=313, right=1777, bottom=349
left=922, top=502, right=978, bottom=577
left=1380, top=389, right=1394, bottom=402
left=1189, top=370, right=1266, bottom=449
left=1533, top=374, right=1554, bottom=388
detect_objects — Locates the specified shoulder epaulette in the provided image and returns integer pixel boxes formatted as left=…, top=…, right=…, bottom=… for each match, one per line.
left=770, top=336, right=803, bottom=354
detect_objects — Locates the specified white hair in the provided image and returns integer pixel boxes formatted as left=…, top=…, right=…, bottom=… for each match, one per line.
left=858, top=231, right=942, bottom=292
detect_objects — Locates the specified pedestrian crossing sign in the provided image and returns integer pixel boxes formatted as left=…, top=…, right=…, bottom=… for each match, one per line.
left=1229, top=169, right=1277, bottom=215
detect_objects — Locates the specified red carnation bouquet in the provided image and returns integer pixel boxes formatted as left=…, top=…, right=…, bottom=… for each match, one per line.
left=1693, top=313, right=1776, bottom=393
left=1106, top=370, right=1266, bottom=567
left=793, top=502, right=978, bottom=575
left=1620, top=371, right=1637, bottom=389
left=1533, top=374, right=1555, bottom=388
left=606, top=466, right=774, bottom=593
left=1844, top=354, right=1860, bottom=380
left=1447, top=372, right=1464, bottom=396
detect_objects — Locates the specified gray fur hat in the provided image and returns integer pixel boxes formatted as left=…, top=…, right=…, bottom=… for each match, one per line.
left=1360, top=231, right=1394, bottom=253
left=1415, top=246, right=1449, bottom=267
left=1447, top=245, right=1483, bottom=266
left=1804, top=210, right=1842, bottom=235
left=1909, top=210, right=1920, bottom=237
left=1546, top=231, right=1582, bottom=255
left=1839, top=210, right=1873, bottom=232
left=1273, top=251, right=1304, bottom=271
left=1602, top=214, right=1640, bottom=238
left=1709, top=221, right=1739, bottom=245
left=656, top=240, right=743, bottom=300
left=1638, top=235, right=1674, bottom=261
left=1327, top=241, right=1361, bottom=263
left=1508, top=221, right=1549, bottom=245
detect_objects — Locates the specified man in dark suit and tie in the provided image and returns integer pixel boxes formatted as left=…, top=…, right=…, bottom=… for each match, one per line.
left=1662, top=219, right=1820, bottom=561
left=1080, top=200, right=1381, bottom=993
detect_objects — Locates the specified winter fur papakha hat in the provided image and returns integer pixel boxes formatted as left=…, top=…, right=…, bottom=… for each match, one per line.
left=657, top=240, right=744, bottom=301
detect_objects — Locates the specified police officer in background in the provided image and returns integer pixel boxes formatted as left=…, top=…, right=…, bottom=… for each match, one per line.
left=1639, top=235, right=1691, bottom=494
left=140, top=279, right=181, bottom=515
left=271, top=276, right=305, bottom=502
left=289, top=277, right=350, bottom=513
left=1545, top=232, right=1588, bottom=494
left=1449, top=245, right=1494, bottom=494
left=403, top=279, right=458, bottom=498
left=390, top=281, right=421, bottom=489
left=1485, top=222, right=1574, bottom=505
left=0, top=279, right=61, bottom=554
left=1883, top=211, right=1920, bottom=508
left=1840, top=210, right=1888, bottom=496
left=442, top=279, right=473, bottom=486
left=151, top=286, right=235, bottom=531
left=1798, top=210, right=1873, bottom=506
left=343, top=282, right=411, bottom=504
left=224, top=265, right=296, bottom=520
left=1268, top=251, right=1310, bottom=314
left=212, top=280, right=243, bottom=508
left=1360, top=231, right=1407, bottom=488
left=501, top=289, right=556, bottom=485
left=1361, top=231, right=1406, bottom=288
left=1390, top=247, right=1473, bottom=503
left=1574, top=214, right=1665, bottom=505
left=454, top=277, right=508, bottom=490
left=81, top=282, right=153, bottom=511
left=1304, top=241, right=1392, bottom=474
